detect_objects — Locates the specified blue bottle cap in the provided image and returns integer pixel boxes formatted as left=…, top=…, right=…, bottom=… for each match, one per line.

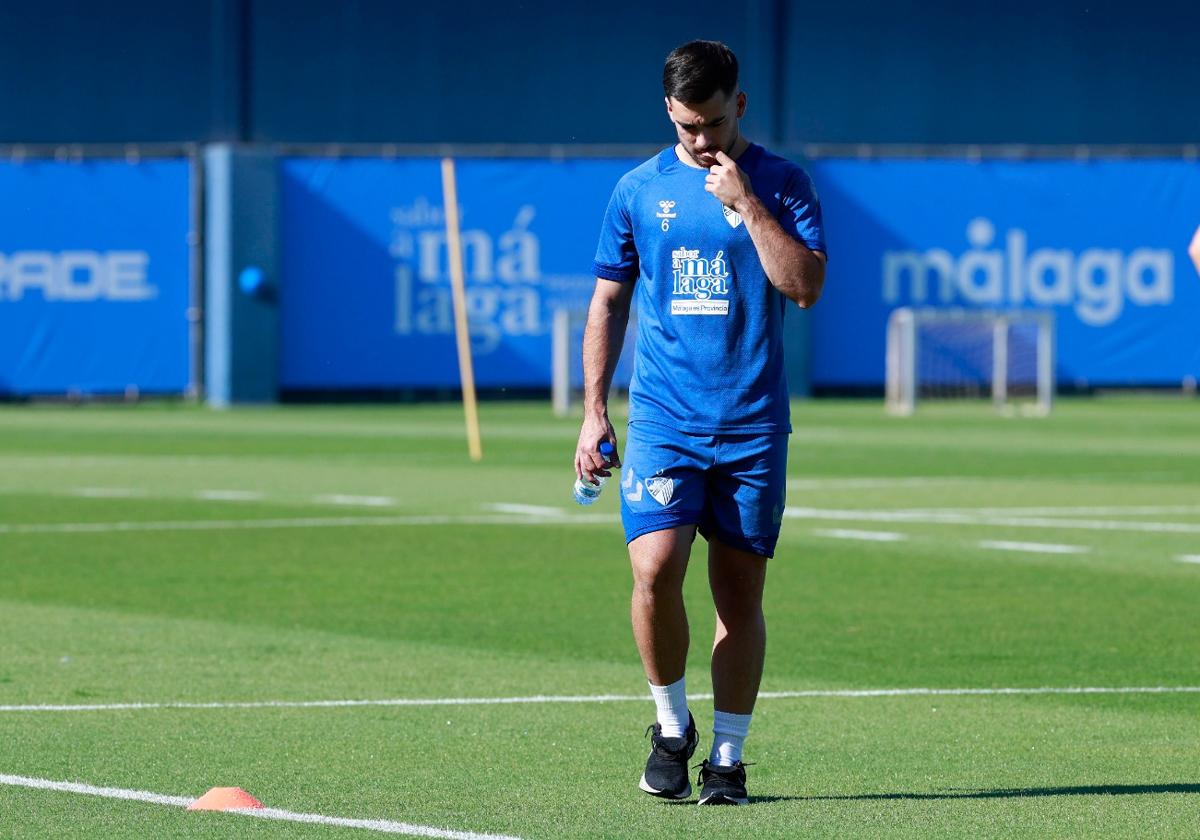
left=599, top=441, right=615, bottom=456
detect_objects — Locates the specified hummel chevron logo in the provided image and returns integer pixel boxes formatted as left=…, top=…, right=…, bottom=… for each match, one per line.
left=623, top=466, right=643, bottom=502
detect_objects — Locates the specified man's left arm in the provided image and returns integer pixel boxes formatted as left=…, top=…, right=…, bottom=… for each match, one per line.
left=707, top=150, right=826, bottom=308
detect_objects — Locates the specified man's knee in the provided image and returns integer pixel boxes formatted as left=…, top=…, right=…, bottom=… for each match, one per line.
left=631, top=555, right=685, bottom=603
left=629, top=527, right=693, bottom=601
left=708, top=542, right=767, bottom=618
left=710, top=572, right=765, bottom=605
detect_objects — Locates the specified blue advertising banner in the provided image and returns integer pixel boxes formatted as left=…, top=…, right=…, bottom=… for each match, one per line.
left=808, top=159, right=1200, bottom=387
left=0, top=159, right=193, bottom=395
left=280, top=156, right=641, bottom=389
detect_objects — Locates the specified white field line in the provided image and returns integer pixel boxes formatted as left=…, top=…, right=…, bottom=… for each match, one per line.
left=195, top=490, right=265, bottom=502
left=0, top=773, right=521, bottom=840
left=0, top=513, right=618, bottom=536
left=3, top=685, right=1199, bottom=714
left=1176, top=555, right=1200, bottom=565
left=907, top=505, right=1200, bottom=517
left=483, top=503, right=566, bottom=517
left=812, top=528, right=908, bottom=542
left=0, top=773, right=191, bottom=806
left=54, top=486, right=1200, bottom=522
left=978, top=540, right=1090, bottom=555
left=784, top=507, right=1200, bottom=535
left=3, top=508, right=1198, bottom=537
left=4, top=502, right=1199, bottom=539
left=70, top=487, right=144, bottom=498
left=313, top=494, right=397, bottom=507
left=787, top=477, right=977, bottom=489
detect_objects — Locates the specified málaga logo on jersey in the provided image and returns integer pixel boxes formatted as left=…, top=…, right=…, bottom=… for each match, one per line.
left=670, top=247, right=730, bottom=315
left=646, top=476, right=675, bottom=506
left=722, top=206, right=743, bottom=229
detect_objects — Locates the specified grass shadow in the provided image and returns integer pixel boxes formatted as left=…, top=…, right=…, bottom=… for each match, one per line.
left=802, top=783, right=1200, bottom=802
left=652, top=783, right=1200, bottom=806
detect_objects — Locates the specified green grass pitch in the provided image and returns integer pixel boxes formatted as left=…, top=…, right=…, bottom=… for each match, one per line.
left=0, top=397, right=1198, bottom=838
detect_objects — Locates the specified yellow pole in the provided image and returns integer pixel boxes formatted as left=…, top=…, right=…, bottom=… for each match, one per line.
left=440, top=157, right=483, bottom=462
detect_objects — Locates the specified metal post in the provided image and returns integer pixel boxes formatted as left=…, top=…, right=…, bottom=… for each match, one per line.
left=187, top=146, right=205, bottom=401
left=886, top=308, right=916, bottom=416
left=1037, top=312, right=1055, bottom=416
left=992, top=316, right=1008, bottom=411
left=552, top=308, right=571, bottom=418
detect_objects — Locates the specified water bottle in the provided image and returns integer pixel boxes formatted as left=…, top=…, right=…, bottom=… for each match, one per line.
left=573, top=441, right=616, bottom=506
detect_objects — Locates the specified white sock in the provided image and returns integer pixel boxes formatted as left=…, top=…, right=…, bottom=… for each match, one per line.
left=648, top=677, right=689, bottom=738
left=710, top=710, right=752, bottom=766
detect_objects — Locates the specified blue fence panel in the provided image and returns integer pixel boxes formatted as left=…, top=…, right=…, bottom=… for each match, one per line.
left=279, top=156, right=640, bottom=389
left=0, top=159, right=193, bottom=395
left=809, top=159, right=1200, bottom=388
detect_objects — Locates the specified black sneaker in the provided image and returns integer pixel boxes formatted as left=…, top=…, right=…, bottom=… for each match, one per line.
left=697, top=759, right=750, bottom=805
left=638, top=713, right=698, bottom=799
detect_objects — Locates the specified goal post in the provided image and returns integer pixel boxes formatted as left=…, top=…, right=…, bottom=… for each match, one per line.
left=886, top=307, right=1055, bottom=416
left=551, top=306, right=638, bottom=417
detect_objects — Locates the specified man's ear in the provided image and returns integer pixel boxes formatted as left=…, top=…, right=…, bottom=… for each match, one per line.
left=735, top=91, right=747, bottom=119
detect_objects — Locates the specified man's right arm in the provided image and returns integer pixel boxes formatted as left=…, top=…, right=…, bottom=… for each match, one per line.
left=574, top=278, right=634, bottom=484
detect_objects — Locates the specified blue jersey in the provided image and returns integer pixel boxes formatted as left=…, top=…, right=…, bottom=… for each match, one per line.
left=593, top=144, right=826, bottom=434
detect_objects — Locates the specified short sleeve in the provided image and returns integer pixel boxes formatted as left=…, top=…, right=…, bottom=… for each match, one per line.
left=593, top=181, right=639, bottom=282
left=777, top=166, right=827, bottom=257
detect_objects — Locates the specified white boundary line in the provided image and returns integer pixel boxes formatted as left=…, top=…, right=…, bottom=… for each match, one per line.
left=812, top=528, right=908, bottom=542
left=70, top=487, right=144, bottom=498
left=2, top=685, right=1198, bottom=714
left=483, top=503, right=566, bottom=517
left=978, top=540, right=1090, bottom=555
left=313, top=494, right=397, bottom=508
left=195, top=490, right=265, bottom=502
left=924, top=505, right=1200, bottom=517
left=0, top=773, right=192, bottom=806
left=6, top=505, right=1200, bottom=538
left=787, top=477, right=978, bottom=489
left=0, top=513, right=617, bottom=536
left=2, top=506, right=1200, bottom=537
left=784, top=507, right=1200, bottom=534
left=0, top=773, right=521, bottom=839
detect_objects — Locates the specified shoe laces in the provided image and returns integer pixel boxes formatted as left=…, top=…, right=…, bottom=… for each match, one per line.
left=646, top=724, right=692, bottom=757
left=696, top=759, right=754, bottom=784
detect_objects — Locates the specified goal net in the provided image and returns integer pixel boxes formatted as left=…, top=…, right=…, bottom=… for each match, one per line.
left=551, top=307, right=638, bottom=417
left=886, top=308, right=1055, bottom=416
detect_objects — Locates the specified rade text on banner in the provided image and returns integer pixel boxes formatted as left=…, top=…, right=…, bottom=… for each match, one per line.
left=0, top=159, right=193, bottom=395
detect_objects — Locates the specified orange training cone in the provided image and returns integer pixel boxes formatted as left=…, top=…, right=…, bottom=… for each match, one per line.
left=187, top=787, right=265, bottom=811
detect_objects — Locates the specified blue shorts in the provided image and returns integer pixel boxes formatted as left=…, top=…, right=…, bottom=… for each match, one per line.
left=618, top=421, right=789, bottom=558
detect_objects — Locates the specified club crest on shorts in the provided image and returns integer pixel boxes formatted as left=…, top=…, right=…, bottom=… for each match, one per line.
left=722, top=205, right=743, bottom=229
left=646, top=475, right=675, bottom=506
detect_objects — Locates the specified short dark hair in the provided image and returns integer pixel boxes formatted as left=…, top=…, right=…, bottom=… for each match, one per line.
left=662, top=40, right=739, bottom=103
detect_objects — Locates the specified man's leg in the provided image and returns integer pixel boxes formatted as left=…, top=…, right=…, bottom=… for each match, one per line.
left=629, top=524, right=696, bottom=688
left=700, top=432, right=783, bottom=778
left=696, top=537, right=768, bottom=806
left=619, top=421, right=710, bottom=798
left=696, top=537, right=766, bottom=805
left=630, top=524, right=700, bottom=799
left=707, top=537, right=768, bottom=717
